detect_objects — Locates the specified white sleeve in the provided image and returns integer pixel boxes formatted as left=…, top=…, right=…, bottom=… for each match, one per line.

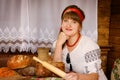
left=85, top=59, right=102, bottom=74
left=84, top=49, right=102, bottom=74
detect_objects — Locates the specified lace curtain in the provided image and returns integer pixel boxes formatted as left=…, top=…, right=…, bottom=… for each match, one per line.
left=0, top=0, right=98, bottom=53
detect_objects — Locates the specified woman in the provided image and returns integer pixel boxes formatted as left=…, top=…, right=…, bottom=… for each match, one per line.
left=53, top=5, right=107, bottom=80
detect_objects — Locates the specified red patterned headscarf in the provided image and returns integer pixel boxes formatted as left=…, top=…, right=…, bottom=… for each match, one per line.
left=63, top=8, right=84, bottom=22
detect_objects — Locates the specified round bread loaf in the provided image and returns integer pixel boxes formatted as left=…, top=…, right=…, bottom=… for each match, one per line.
left=0, top=67, right=19, bottom=77
left=16, top=66, right=35, bottom=76
left=7, top=55, right=31, bottom=69
left=36, top=61, right=65, bottom=77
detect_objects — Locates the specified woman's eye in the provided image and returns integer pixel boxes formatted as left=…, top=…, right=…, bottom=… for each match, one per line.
left=73, top=21, right=77, bottom=24
left=63, top=19, right=68, bottom=22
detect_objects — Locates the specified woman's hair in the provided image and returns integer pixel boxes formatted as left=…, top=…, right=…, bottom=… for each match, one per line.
left=61, top=5, right=85, bottom=25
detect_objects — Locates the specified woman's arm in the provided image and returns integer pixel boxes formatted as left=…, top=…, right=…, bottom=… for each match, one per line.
left=53, top=43, right=63, bottom=62
left=65, top=72, right=98, bottom=80
left=53, top=32, right=68, bottom=62
left=78, top=73, right=98, bottom=80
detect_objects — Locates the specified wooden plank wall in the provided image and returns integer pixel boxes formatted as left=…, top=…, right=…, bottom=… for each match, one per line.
left=107, top=0, right=120, bottom=79
left=98, top=0, right=111, bottom=79
left=98, top=0, right=111, bottom=46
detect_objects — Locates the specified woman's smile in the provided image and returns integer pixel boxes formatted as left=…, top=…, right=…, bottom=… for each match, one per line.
left=66, top=28, right=72, bottom=31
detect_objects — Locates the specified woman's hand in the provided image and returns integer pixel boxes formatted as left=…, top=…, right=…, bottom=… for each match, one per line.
left=56, top=32, right=69, bottom=46
left=64, top=72, right=79, bottom=80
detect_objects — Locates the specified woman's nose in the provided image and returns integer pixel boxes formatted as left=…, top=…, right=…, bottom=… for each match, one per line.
left=67, top=22, right=72, bottom=27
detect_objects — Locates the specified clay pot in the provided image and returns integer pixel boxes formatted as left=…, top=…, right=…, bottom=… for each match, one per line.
left=37, top=48, right=52, bottom=61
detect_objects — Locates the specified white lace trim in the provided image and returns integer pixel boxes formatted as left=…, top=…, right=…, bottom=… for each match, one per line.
left=0, top=27, right=57, bottom=53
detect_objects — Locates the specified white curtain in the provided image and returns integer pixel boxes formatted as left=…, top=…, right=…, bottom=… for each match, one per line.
left=0, top=0, right=98, bottom=53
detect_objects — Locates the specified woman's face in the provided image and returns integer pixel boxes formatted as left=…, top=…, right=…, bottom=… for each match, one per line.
left=61, top=18, right=81, bottom=37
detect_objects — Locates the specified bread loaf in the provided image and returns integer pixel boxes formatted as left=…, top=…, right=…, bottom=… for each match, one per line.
left=7, top=55, right=31, bottom=69
left=16, top=66, right=35, bottom=76
left=0, top=67, right=19, bottom=77
left=36, top=61, right=65, bottom=77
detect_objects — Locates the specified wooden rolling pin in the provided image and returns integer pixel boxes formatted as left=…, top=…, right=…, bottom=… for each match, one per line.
left=33, top=56, right=66, bottom=78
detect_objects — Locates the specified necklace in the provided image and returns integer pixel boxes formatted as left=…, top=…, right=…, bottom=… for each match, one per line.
left=66, top=34, right=80, bottom=47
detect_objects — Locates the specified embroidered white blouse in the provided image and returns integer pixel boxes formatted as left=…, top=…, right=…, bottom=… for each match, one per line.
left=53, top=35, right=107, bottom=80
